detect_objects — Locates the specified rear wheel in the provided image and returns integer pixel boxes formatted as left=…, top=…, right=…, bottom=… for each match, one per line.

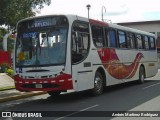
left=92, top=71, right=104, bottom=96
left=47, top=91, right=61, bottom=97
left=139, top=66, right=145, bottom=83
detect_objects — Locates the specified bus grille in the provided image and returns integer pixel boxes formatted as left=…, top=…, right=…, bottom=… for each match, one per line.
left=22, top=83, right=60, bottom=89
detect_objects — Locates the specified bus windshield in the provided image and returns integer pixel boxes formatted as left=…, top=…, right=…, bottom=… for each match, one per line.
left=15, top=16, right=69, bottom=67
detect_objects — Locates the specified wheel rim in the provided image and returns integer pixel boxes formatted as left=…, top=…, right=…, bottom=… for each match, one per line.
left=141, top=74, right=144, bottom=81
left=94, top=75, right=102, bottom=92
left=140, top=68, right=145, bottom=82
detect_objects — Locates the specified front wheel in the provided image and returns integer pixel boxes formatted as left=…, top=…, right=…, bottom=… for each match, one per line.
left=139, top=66, right=145, bottom=84
left=92, top=71, right=104, bottom=96
left=47, top=91, right=61, bottom=97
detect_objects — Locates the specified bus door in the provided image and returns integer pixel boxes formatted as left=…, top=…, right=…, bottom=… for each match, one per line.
left=71, top=21, right=93, bottom=91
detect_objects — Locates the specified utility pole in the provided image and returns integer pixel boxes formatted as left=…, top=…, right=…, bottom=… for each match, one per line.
left=86, top=4, right=91, bottom=18
left=102, top=6, right=106, bottom=21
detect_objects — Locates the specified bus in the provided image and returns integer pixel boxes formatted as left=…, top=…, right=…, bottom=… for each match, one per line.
left=14, top=15, right=158, bottom=96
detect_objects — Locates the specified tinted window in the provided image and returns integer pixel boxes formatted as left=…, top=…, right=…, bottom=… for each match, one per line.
left=104, top=28, right=109, bottom=47
left=72, top=21, right=90, bottom=63
left=92, top=26, right=104, bottom=47
left=18, top=16, right=69, bottom=32
left=149, top=37, right=155, bottom=50
left=144, top=36, right=149, bottom=49
left=136, top=34, right=143, bottom=49
left=118, top=31, right=126, bottom=48
left=109, top=29, right=117, bottom=47
left=127, top=32, right=135, bottom=49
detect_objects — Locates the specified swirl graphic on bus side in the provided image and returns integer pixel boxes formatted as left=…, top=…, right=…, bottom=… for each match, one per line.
left=98, top=48, right=144, bottom=79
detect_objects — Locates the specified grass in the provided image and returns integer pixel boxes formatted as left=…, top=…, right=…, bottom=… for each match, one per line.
left=0, top=86, right=15, bottom=91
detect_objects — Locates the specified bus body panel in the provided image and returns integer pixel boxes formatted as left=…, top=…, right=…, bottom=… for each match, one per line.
left=71, top=16, right=94, bottom=91
left=96, top=48, right=157, bottom=86
left=14, top=15, right=74, bottom=92
left=13, top=15, right=158, bottom=94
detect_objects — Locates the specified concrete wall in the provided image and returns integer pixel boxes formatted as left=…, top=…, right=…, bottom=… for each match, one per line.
left=120, top=23, right=160, bottom=33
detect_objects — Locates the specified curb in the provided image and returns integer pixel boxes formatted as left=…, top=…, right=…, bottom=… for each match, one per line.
left=0, top=91, right=47, bottom=103
left=0, top=86, right=15, bottom=91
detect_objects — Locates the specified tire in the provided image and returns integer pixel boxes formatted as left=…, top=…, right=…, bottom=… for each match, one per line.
left=92, top=71, right=104, bottom=96
left=139, top=66, right=145, bottom=84
left=47, top=91, right=61, bottom=97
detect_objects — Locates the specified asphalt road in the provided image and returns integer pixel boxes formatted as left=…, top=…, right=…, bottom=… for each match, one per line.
left=0, top=71, right=160, bottom=120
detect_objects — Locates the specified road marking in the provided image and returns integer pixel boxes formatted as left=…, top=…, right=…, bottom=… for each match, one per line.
left=142, top=82, right=160, bottom=90
left=54, top=104, right=99, bottom=120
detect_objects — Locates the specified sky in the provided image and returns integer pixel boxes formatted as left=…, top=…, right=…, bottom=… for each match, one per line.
left=36, top=0, right=160, bottom=23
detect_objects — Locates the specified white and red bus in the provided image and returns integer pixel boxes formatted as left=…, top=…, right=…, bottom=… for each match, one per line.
left=14, top=15, right=158, bottom=96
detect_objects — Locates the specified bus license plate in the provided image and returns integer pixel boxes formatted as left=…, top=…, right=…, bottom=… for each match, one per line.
left=35, top=84, right=42, bottom=88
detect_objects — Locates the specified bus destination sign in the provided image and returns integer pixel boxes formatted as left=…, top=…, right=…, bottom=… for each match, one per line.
left=33, top=18, right=56, bottom=28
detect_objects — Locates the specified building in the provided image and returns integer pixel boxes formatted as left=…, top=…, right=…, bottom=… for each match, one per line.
left=118, top=20, right=160, bottom=68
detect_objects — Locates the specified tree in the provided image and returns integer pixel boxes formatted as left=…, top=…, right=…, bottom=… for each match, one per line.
left=0, top=0, right=8, bottom=25
left=0, top=28, right=8, bottom=50
left=0, top=0, right=51, bottom=31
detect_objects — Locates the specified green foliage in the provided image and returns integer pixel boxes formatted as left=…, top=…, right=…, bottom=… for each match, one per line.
left=0, top=43, right=2, bottom=50
left=0, top=0, right=51, bottom=30
left=0, top=27, right=14, bottom=51
left=0, top=28, right=8, bottom=50
left=7, top=68, right=14, bottom=77
left=0, top=63, right=10, bottom=73
left=0, top=63, right=13, bottom=77
left=0, top=27, right=7, bottom=35
left=7, top=37, right=15, bottom=51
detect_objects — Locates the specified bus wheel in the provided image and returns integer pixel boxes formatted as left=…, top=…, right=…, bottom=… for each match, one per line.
left=139, top=66, right=145, bottom=83
left=47, top=91, right=61, bottom=97
left=92, top=71, right=103, bottom=96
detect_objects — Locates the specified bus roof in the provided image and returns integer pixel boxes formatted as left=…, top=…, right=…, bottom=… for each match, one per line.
left=108, top=23, right=155, bottom=37
left=17, top=14, right=155, bottom=37
left=17, top=14, right=88, bottom=24
left=89, top=19, right=155, bottom=37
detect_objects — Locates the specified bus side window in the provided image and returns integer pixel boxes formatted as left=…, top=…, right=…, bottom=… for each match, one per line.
left=104, top=28, right=109, bottom=47
left=136, top=34, right=143, bottom=49
left=108, top=29, right=117, bottom=48
left=71, top=21, right=90, bottom=63
left=91, top=26, right=104, bottom=47
left=149, top=37, right=156, bottom=50
left=144, top=36, right=149, bottom=50
left=127, top=32, right=136, bottom=49
left=118, top=30, right=126, bottom=48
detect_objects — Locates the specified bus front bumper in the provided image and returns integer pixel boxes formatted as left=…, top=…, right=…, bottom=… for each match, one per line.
left=14, top=74, right=73, bottom=92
